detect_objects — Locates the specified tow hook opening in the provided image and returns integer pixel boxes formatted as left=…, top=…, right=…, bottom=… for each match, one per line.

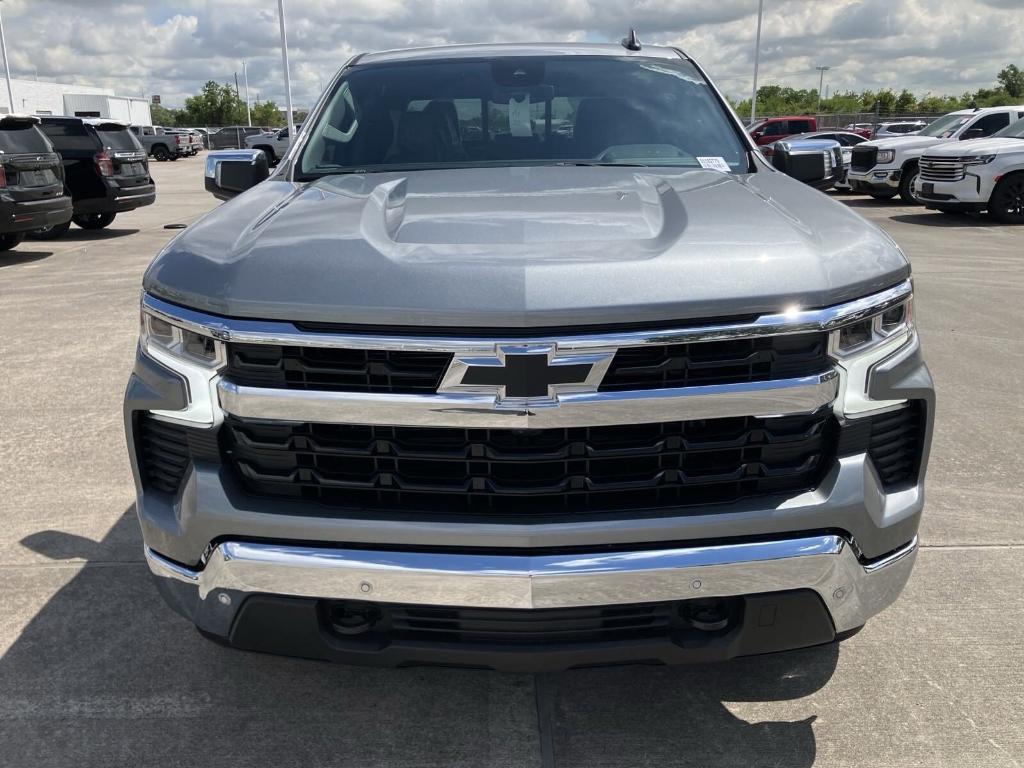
left=326, top=600, right=383, bottom=635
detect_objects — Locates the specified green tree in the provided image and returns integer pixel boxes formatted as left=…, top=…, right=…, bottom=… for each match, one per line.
left=250, top=100, right=284, bottom=127
left=894, top=89, right=916, bottom=113
left=150, top=103, right=182, bottom=127
left=182, top=81, right=246, bottom=127
left=997, top=64, right=1024, bottom=98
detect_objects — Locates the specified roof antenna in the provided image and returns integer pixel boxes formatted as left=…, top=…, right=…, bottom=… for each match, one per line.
left=621, top=28, right=642, bottom=51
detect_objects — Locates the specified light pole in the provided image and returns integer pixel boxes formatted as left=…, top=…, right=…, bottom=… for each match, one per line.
left=815, top=66, right=831, bottom=112
left=750, top=0, right=765, bottom=124
left=277, top=0, right=295, bottom=138
left=243, top=60, right=251, bottom=126
left=0, top=1, right=15, bottom=115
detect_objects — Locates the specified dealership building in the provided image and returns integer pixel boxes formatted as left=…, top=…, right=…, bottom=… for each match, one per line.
left=0, top=77, right=153, bottom=125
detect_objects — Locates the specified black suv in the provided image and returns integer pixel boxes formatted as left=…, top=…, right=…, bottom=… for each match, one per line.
left=33, top=117, right=155, bottom=239
left=0, top=115, right=72, bottom=251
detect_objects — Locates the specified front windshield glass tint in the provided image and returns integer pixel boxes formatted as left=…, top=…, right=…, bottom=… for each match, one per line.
left=918, top=114, right=970, bottom=138
left=992, top=116, right=1024, bottom=139
left=299, top=56, right=747, bottom=176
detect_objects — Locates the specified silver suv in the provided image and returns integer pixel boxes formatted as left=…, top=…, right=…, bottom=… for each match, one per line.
left=126, top=41, right=933, bottom=671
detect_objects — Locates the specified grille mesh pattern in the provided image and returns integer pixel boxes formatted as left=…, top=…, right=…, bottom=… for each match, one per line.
left=223, top=410, right=836, bottom=517
left=226, top=344, right=453, bottom=394
left=384, top=602, right=676, bottom=645
left=598, top=334, right=828, bottom=391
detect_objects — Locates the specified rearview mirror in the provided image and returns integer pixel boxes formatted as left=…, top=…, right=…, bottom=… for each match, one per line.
left=960, top=128, right=985, bottom=140
left=204, top=149, right=270, bottom=201
left=770, top=139, right=843, bottom=191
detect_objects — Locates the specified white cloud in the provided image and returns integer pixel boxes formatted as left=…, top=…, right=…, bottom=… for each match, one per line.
left=3, top=0, right=1022, bottom=110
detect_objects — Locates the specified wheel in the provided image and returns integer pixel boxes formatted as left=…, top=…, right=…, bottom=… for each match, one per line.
left=898, top=164, right=921, bottom=204
left=988, top=173, right=1024, bottom=224
left=72, top=212, right=116, bottom=230
left=28, top=220, right=71, bottom=240
left=868, top=190, right=898, bottom=200
left=152, top=145, right=170, bottom=161
left=0, top=231, right=25, bottom=251
left=169, top=155, right=178, bottom=162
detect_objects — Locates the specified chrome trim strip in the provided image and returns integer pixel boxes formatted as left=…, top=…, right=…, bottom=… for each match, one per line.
left=145, top=534, right=918, bottom=633
left=217, top=371, right=839, bottom=427
left=141, top=280, right=912, bottom=353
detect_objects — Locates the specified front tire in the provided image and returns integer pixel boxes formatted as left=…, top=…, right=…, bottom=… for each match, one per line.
left=0, top=231, right=25, bottom=251
left=988, top=173, right=1024, bottom=224
left=152, top=145, right=170, bottom=161
left=72, top=212, right=116, bottom=230
left=898, top=164, right=921, bottom=204
left=28, top=220, right=72, bottom=240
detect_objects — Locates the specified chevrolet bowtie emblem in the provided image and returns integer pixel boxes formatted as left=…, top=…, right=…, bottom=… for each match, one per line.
left=439, top=345, right=615, bottom=405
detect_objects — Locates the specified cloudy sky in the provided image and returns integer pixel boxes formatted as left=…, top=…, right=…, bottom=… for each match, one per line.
left=3, top=0, right=1022, bottom=108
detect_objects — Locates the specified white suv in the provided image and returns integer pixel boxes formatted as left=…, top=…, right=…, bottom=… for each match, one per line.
left=914, top=116, right=1024, bottom=223
left=847, top=106, right=1024, bottom=203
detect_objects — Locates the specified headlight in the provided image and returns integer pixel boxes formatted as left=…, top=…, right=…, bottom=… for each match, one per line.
left=962, top=154, right=996, bottom=166
left=141, top=309, right=225, bottom=369
left=876, top=149, right=896, bottom=164
left=830, top=295, right=914, bottom=416
left=831, top=296, right=913, bottom=356
left=140, top=305, right=225, bottom=426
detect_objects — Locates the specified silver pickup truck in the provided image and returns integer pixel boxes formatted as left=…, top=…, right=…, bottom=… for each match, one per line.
left=129, top=125, right=190, bottom=161
left=126, top=40, right=933, bottom=672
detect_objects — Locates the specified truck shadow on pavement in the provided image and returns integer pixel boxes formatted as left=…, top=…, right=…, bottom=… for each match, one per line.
left=52, top=228, right=141, bottom=242
left=3, top=509, right=835, bottom=768
left=0, top=250, right=53, bottom=267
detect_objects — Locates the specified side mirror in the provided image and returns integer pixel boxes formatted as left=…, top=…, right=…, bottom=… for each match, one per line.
left=204, top=149, right=270, bottom=201
left=771, top=139, right=842, bottom=191
left=960, top=128, right=985, bottom=140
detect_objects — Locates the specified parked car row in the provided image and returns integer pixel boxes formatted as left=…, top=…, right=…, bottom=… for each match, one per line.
left=0, top=114, right=155, bottom=251
left=754, top=106, right=1024, bottom=222
left=846, top=105, right=1024, bottom=219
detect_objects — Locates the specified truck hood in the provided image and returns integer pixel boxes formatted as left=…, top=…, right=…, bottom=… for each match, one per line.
left=920, top=137, right=1024, bottom=157
left=145, top=165, right=909, bottom=328
left=864, top=136, right=945, bottom=153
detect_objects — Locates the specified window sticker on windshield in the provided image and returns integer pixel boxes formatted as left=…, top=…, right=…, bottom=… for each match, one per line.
left=508, top=94, right=532, bottom=137
left=697, top=156, right=731, bottom=172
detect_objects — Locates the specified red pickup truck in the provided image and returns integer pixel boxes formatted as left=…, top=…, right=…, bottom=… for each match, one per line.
left=748, top=116, right=818, bottom=145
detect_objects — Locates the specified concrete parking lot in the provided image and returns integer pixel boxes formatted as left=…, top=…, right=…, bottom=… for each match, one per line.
left=1, top=157, right=1022, bottom=767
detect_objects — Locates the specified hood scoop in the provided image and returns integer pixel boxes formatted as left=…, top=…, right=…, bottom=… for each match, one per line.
left=356, top=171, right=688, bottom=256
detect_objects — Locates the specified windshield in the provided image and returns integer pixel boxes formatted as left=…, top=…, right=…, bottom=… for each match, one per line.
left=299, top=56, right=748, bottom=177
left=992, top=116, right=1024, bottom=139
left=917, top=114, right=971, bottom=138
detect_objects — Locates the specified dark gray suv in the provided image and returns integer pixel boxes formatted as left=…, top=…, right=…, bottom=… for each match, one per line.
left=126, top=42, right=933, bottom=671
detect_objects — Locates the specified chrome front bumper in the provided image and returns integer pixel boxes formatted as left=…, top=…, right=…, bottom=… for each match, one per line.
left=146, top=534, right=918, bottom=638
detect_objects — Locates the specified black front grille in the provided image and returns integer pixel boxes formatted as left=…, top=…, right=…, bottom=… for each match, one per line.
left=851, top=146, right=878, bottom=171
left=383, top=602, right=677, bottom=645
left=226, top=344, right=453, bottom=394
left=223, top=410, right=837, bottom=518
left=226, top=332, right=829, bottom=395
left=599, top=333, right=828, bottom=391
